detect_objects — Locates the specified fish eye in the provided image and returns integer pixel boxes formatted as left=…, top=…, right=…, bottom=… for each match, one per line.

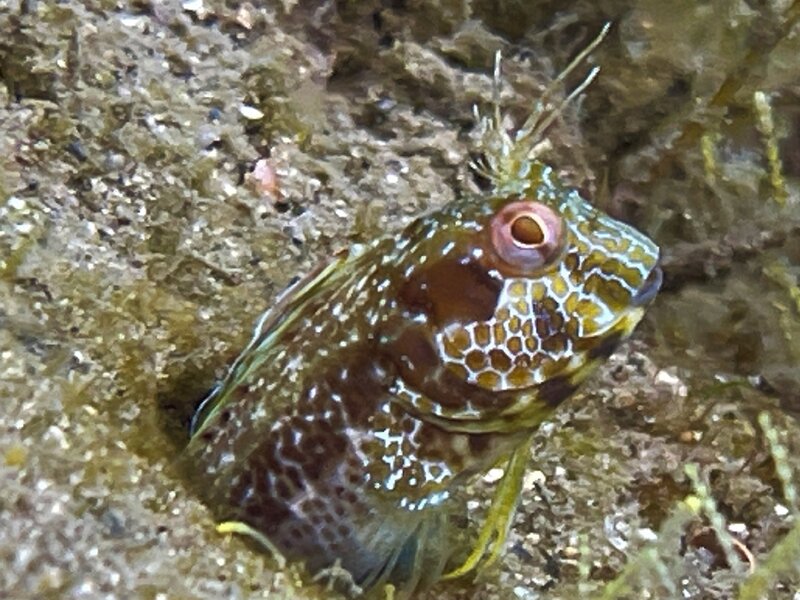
left=489, top=201, right=565, bottom=273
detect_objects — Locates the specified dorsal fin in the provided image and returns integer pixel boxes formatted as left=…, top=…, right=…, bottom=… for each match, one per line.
left=190, top=246, right=364, bottom=437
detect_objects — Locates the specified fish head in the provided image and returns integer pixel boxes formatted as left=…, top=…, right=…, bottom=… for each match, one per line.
left=387, top=162, right=661, bottom=430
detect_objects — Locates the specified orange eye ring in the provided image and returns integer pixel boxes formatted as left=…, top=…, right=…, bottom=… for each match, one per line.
left=489, top=201, right=565, bottom=273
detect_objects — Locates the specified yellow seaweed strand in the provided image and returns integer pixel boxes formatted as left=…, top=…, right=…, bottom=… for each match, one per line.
left=753, top=90, right=787, bottom=204
left=216, top=521, right=287, bottom=569
left=443, top=433, right=534, bottom=579
left=758, top=412, right=798, bottom=514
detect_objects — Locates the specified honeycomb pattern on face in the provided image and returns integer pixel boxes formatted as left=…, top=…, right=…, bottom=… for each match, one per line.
left=435, top=271, right=577, bottom=391
left=434, top=199, right=655, bottom=394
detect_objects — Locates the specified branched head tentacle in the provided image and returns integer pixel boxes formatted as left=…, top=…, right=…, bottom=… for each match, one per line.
left=472, top=22, right=611, bottom=192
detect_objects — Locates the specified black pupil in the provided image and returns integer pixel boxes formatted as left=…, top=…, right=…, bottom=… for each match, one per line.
left=510, top=215, right=544, bottom=245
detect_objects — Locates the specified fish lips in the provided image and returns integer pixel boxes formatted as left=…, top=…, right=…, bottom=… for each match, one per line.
left=631, top=265, right=663, bottom=307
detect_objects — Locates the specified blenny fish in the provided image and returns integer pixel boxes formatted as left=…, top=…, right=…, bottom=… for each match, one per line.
left=185, top=26, right=661, bottom=597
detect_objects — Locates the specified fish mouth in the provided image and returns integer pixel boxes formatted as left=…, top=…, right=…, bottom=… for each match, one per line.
left=631, top=265, right=663, bottom=307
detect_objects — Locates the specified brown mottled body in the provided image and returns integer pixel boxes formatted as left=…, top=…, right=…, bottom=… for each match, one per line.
left=188, top=202, right=537, bottom=587
left=187, top=35, right=662, bottom=591
left=186, top=161, right=661, bottom=594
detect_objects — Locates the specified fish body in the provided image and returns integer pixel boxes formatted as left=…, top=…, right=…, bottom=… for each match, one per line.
left=186, top=160, right=661, bottom=593
left=186, top=55, right=662, bottom=594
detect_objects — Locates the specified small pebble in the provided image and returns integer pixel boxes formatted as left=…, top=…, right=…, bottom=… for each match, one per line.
left=239, top=104, right=264, bottom=120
